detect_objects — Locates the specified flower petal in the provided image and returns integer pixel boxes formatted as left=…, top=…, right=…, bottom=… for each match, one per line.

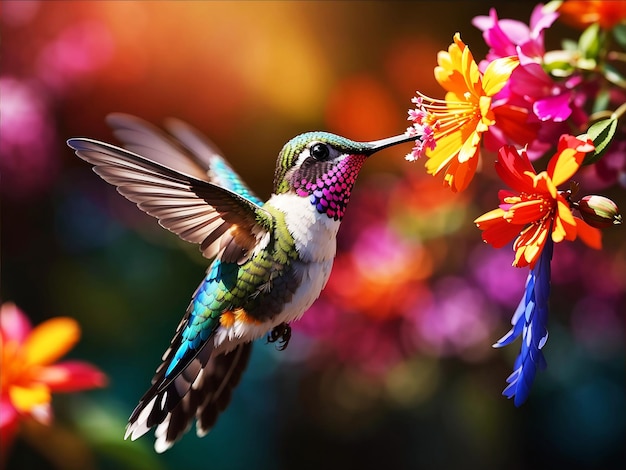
left=425, top=131, right=465, bottom=175
left=490, top=104, right=538, bottom=148
left=475, top=208, right=524, bottom=248
left=0, top=397, right=19, bottom=453
left=552, top=198, right=577, bottom=243
left=435, top=38, right=468, bottom=97
left=547, top=134, right=594, bottom=186
left=495, top=145, right=537, bottom=193
left=457, top=128, right=481, bottom=163
left=533, top=93, right=572, bottom=122
left=23, top=317, right=80, bottom=366
left=482, top=56, right=519, bottom=96
left=514, top=221, right=549, bottom=268
left=530, top=3, right=559, bottom=34
left=0, top=302, right=32, bottom=343
left=460, top=37, right=482, bottom=97
left=506, top=199, right=549, bottom=224
left=444, top=148, right=479, bottom=192
left=500, top=237, right=552, bottom=405
left=474, top=207, right=506, bottom=225
left=574, top=216, right=602, bottom=249
left=9, top=383, right=52, bottom=423
left=38, top=361, right=107, bottom=392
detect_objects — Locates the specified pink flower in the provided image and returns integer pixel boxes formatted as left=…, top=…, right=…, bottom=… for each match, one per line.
left=472, top=4, right=592, bottom=159
left=507, top=62, right=591, bottom=159
left=0, top=77, right=59, bottom=200
left=472, top=4, right=559, bottom=66
left=510, top=63, right=587, bottom=123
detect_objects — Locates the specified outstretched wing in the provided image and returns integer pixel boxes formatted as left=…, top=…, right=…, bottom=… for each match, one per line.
left=105, top=113, right=264, bottom=205
left=67, top=138, right=273, bottom=264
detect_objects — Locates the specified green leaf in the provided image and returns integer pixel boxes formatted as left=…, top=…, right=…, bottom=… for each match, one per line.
left=603, top=62, right=626, bottom=88
left=584, top=117, right=618, bottom=164
left=579, top=23, right=601, bottom=59
left=613, top=24, right=626, bottom=50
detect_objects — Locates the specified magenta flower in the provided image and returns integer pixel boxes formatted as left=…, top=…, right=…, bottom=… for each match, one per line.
left=472, top=4, right=591, bottom=159
left=507, top=63, right=591, bottom=159
left=464, top=7, right=565, bottom=157
left=510, top=62, right=587, bottom=123
left=472, top=4, right=559, bottom=66
left=0, top=77, right=59, bottom=200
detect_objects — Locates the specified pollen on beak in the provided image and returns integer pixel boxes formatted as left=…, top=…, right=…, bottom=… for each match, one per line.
left=365, top=133, right=417, bottom=155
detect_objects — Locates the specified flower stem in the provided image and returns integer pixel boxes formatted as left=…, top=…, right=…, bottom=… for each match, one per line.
left=612, top=101, right=626, bottom=120
left=588, top=101, right=626, bottom=123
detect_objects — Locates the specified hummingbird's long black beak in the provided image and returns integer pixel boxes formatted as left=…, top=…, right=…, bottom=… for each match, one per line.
left=364, top=133, right=417, bottom=156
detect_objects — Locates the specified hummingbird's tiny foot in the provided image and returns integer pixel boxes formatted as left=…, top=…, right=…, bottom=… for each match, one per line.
left=267, top=322, right=291, bottom=351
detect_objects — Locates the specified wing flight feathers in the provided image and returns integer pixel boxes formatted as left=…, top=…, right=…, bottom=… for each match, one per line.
left=106, top=113, right=263, bottom=205
left=68, top=138, right=272, bottom=263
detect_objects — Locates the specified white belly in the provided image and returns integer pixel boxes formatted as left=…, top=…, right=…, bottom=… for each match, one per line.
left=213, top=193, right=339, bottom=352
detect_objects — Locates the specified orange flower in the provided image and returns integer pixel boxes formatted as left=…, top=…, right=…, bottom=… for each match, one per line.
left=0, top=302, right=106, bottom=452
left=558, top=0, right=626, bottom=30
left=408, top=33, right=520, bottom=192
left=474, top=134, right=602, bottom=268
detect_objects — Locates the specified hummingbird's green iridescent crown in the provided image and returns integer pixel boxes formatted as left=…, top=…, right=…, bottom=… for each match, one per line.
left=272, top=132, right=370, bottom=195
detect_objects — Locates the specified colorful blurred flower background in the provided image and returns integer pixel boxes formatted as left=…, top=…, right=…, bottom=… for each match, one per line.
left=1, top=1, right=625, bottom=469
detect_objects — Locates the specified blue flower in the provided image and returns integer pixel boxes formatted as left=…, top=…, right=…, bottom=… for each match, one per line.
left=493, top=237, right=553, bottom=406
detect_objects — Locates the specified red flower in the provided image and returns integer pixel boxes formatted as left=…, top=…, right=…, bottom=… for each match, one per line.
left=0, top=302, right=107, bottom=453
left=474, top=135, right=602, bottom=268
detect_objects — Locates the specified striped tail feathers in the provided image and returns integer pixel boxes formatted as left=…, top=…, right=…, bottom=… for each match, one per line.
left=194, top=342, right=252, bottom=437
left=151, top=343, right=252, bottom=453
left=124, top=322, right=214, bottom=444
left=125, top=335, right=253, bottom=453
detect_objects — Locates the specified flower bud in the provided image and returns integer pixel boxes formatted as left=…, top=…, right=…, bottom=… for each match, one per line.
left=577, top=195, right=622, bottom=228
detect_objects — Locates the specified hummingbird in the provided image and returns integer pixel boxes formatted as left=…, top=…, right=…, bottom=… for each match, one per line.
left=67, top=113, right=415, bottom=452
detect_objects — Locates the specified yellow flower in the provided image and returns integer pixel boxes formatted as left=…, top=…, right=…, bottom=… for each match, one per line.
left=408, top=33, right=519, bottom=192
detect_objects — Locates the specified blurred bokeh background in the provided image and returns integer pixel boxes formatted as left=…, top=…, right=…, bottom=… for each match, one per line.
left=2, top=1, right=624, bottom=469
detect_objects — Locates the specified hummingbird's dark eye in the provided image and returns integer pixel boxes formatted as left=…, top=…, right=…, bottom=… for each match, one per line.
left=310, top=143, right=330, bottom=161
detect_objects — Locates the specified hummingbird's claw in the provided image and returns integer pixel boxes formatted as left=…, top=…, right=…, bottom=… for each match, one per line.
left=267, top=322, right=291, bottom=351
